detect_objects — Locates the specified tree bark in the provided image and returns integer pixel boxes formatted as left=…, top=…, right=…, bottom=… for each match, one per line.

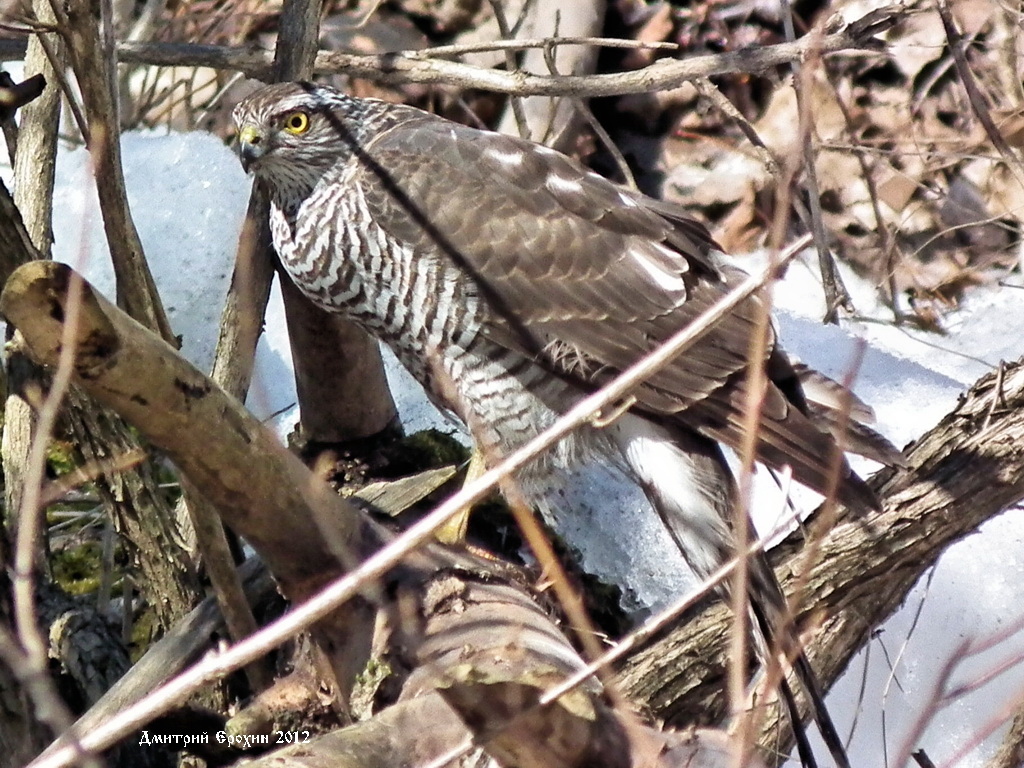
left=181, top=187, right=275, bottom=688
left=207, top=195, right=277, bottom=403
left=215, top=571, right=757, bottom=768
left=0, top=262, right=365, bottom=589
left=278, top=276, right=398, bottom=443
left=986, top=700, right=1024, bottom=768
left=6, top=206, right=1024, bottom=766
left=4, top=0, right=63, bottom=545
left=10, top=262, right=1023, bottom=766
left=8, top=0, right=207, bottom=633
left=237, top=573, right=635, bottom=768
left=59, top=0, right=221, bottom=646
left=12, top=2, right=61, bottom=256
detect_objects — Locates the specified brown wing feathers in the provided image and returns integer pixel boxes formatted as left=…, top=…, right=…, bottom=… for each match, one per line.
left=358, top=114, right=899, bottom=509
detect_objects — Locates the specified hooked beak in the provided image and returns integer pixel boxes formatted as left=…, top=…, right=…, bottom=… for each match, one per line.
left=237, top=124, right=264, bottom=173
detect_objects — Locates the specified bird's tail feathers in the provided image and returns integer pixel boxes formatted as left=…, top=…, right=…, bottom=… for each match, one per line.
left=609, top=414, right=851, bottom=768
left=689, top=381, right=885, bottom=515
left=779, top=356, right=908, bottom=470
left=749, top=594, right=853, bottom=768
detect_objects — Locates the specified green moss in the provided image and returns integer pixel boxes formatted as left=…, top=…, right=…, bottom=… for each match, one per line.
left=397, top=429, right=468, bottom=467
left=47, top=439, right=79, bottom=476
left=51, top=540, right=104, bottom=596
left=129, top=607, right=159, bottom=662
left=357, top=657, right=392, bottom=687
left=376, top=428, right=469, bottom=479
left=350, top=656, right=395, bottom=720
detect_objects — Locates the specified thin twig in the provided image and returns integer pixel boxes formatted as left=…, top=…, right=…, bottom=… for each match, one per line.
left=349, top=0, right=386, bottom=29
left=541, top=40, right=638, bottom=188
left=795, top=28, right=852, bottom=324
left=63, top=0, right=175, bottom=341
left=824, top=62, right=902, bottom=320
left=981, top=360, right=1008, bottom=432
left=879, top=567, right=935, bottom=751
left=789, top=339, right=865, bottom=615
left=694, top=78, right=781, bottom=179
left=35, top=34, right=88, bottom=143
left=894, top=615, right=1024, bottom=768
left=935, top=0, right=1024, bottom=187
left=413, top=35, right=678, bottom=59
left=39, top=449, right=146, bottom=506
left=726, top=37, right=816, bottom=762
left=487, top=0, right=529, bottom=139
left=13, top=257, right=95, bottom=766
left=729, top=56, right=837, bottom=763
left=417, top=738, right=476, bottom=768
left=498, top=486, right=662, bottom=768
left=728, top=221, right=774, bottom=768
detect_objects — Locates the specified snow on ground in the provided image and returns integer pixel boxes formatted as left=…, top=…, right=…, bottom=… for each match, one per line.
left=768, top=258, right=1024, bottom=766
left=7, top=130, right=1024, bottom=766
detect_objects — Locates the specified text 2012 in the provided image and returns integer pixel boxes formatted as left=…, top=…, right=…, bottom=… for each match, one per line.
left=275, top=731, right=312, bottom=744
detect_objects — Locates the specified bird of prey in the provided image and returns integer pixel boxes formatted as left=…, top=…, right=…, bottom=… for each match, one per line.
left=234, top=81, right=903, bottom=767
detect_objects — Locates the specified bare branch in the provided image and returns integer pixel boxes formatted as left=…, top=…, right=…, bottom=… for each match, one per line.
left=791, top=31, right=853, bottom=323
left=935, top=0, right=1024, bottom=187
left=62, top=0, right=175, bottom=342
left=206, top=193, right=277, bottom=401
left=486, top=0, right=528, bottom=139
left=0, top=7, right=898, bottom=96
left=411, top=35, right=679, bottom=59
left=12, top=251, right=93, bottom=768
left=3, top=259, right=379, bottom=733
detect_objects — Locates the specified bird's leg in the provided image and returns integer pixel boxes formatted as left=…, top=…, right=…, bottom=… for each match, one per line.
left=435, top=448, right=487, bottom=544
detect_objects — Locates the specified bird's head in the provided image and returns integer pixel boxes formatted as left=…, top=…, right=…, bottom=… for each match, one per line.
left=232, top=82, right=361, bottom=202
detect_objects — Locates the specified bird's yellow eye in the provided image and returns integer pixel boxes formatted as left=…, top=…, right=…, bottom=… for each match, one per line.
left=283, top=111, right=310, bottom=135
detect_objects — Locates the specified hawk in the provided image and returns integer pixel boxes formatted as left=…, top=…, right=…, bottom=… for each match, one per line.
left=234, top=81, right=903, bottom=766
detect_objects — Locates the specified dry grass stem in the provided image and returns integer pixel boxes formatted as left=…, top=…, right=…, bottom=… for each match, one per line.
left=14, top=267, right=93, bottom=765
